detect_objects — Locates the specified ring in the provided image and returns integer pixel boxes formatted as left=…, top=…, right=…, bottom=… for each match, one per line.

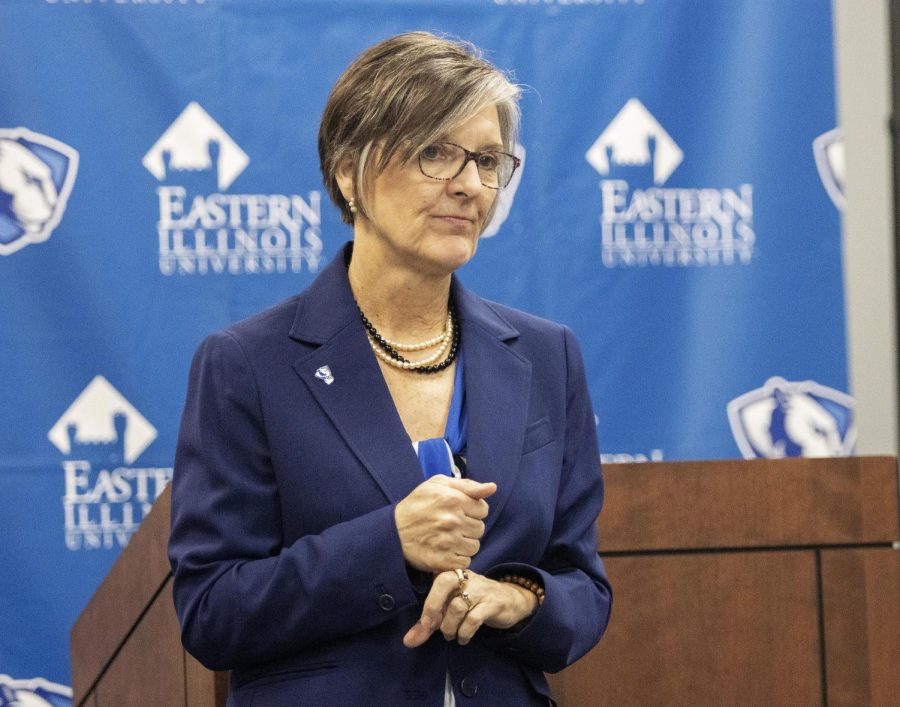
left=454, top=568, right=469, bottom=589
left=460, top=591, right=473, bottom=609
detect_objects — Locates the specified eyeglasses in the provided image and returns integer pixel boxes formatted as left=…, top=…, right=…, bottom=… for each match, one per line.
left=418, top=142, right=521, bottom=190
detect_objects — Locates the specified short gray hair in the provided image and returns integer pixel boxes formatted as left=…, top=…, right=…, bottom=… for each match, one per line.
left=319, top=32, right=521, bottom=224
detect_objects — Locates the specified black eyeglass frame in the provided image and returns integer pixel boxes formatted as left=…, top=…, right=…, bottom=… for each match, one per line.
left=417, top=141, right=521, bottom=190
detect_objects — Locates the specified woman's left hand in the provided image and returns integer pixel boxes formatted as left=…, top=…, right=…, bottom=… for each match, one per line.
left=403, top=570, right=539, bottom=648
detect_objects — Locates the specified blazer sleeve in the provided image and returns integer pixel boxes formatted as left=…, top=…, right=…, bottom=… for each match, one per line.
left=479, top=325, right=612, bottom=672
left=168, top=330, right=420, bottom=671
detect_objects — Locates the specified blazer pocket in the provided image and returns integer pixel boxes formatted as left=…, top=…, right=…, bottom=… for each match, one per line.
left=246, top=664, right=340, bottom=707
left=237, top=661, right=338, bottom=690
left=521, top=417, right=555, bottom=456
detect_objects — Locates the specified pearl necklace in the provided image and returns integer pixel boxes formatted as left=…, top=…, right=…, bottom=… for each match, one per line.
left=358, top=301, right=460, bottom=374
left=374, top=312, right=452, bottom=352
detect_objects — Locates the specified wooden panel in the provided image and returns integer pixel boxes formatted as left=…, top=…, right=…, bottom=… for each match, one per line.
left=821, top=547, right=900, bottom=707
left=94, top=576, right=185, bottom=707
left=213, top=671, right=230, bottom=707
left=185, top=651, right=228, bottom=707
left=71, top=486, right=173, bottom=703
left=547, top=551, right=822, bottom=706
left=599, top=457, right=899, bottom=552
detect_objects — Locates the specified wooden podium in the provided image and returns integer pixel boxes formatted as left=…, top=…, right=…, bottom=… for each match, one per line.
left=72, top=457, right=899, bottom=707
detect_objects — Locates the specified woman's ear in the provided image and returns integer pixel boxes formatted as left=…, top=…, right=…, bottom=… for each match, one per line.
left=335, top=156, right=354, bottom=203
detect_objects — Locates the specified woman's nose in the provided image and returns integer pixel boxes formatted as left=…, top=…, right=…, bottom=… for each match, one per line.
left=449, top=158, right=484, bottom=194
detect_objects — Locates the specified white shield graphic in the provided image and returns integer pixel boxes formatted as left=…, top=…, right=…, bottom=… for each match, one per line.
left=0, top=128, right=79, bottom=256
left=727, top=377, right=855, bottom=459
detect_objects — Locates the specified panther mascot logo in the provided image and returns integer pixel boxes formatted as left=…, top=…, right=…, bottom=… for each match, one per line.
left=0, top=128, right=79, bottom=256
left=0, top=674, right=72, bottom=707
left=727, top=377, right=856, bottom=458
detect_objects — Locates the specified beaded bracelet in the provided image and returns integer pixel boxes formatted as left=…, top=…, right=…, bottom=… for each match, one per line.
left=500, top=574, right=545, bottom=606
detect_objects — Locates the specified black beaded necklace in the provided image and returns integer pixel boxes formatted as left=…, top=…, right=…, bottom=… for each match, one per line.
left=358, top=300, right=460, bottom=374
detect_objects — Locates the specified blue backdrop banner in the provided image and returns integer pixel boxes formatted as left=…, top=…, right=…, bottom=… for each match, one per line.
left=0, top=0, right=846, bottom=697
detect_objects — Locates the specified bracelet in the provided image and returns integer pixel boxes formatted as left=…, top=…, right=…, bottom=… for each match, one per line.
left=500, top=574, right=545, bottom=606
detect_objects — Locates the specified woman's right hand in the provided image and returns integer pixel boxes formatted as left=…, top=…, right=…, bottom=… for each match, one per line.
left=395, top=476, right=496, bottom=572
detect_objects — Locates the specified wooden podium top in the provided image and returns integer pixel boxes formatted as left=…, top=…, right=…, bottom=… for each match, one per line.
left=598, top=455, right=899, bottom=552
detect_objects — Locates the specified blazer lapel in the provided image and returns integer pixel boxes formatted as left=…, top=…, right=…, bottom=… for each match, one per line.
left=289, top=244, right=424, bottom=504
left=454, top=281, right=531, bottom=535
left=287, top=244, right=533, bottom=520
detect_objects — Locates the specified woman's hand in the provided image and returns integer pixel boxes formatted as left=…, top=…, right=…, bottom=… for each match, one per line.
left=403, top=570, right=539, bottom=648
left=395, top=476, right=496, bottom=573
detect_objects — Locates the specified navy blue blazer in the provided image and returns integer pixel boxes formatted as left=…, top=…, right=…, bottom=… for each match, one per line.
left=168, top=243, right=612, bottom=706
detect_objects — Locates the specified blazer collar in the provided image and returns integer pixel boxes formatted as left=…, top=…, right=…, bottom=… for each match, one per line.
left=288, top=242, right=521, bottom=344
left=288, top=242, right=358, bottom=345
left=290, top=242, right=531, bottom=528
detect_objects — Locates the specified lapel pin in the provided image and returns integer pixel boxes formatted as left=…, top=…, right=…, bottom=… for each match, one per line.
left=315, top=365, right=335, bottom=385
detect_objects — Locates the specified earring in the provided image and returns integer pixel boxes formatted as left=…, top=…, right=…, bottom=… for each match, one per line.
left=348, top=198, right=357, bottom=215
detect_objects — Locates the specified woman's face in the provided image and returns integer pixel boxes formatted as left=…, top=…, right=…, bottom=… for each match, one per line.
left=355, top=105, right=503, bottom=277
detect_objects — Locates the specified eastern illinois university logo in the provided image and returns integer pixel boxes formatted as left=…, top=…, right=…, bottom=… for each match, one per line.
left=143, top=101, right=249, bottom=192
left=586, top=99, right=755, bottom=268
left=727, top=377, right=856, bottom=459
left=0, top=128, right=78, bottom=256
left=144, top=101, right=323, bottom=276
left=48, top=376, right=172, bottom=550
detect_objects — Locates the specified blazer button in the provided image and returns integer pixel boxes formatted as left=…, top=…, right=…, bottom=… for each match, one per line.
left=378, top=593, right=395, bottom=611
left=460, top=677, right=478, bottom=697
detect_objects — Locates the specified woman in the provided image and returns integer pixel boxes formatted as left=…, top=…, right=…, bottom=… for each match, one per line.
left=168, top=32, right=611, bottom=706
